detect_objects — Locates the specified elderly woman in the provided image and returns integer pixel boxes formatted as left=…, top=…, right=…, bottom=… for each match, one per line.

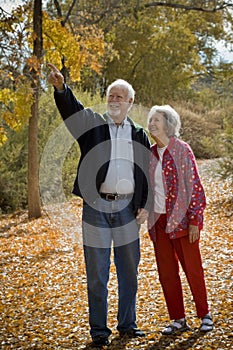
left=147, top=105, right=213, bottom=335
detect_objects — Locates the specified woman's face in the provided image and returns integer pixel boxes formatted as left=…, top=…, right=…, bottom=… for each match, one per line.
left=148, top=112, right=167, bottom=140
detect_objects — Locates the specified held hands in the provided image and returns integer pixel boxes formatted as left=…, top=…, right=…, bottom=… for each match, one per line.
left=189, top=224, right=200, bottom=243
left=47, top=63, right=64, bottom=91
left=136, top=208, right=149, bottom=225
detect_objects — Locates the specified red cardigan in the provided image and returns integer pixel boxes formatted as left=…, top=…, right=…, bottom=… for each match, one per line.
left=148, top=137, right=206, bottom=241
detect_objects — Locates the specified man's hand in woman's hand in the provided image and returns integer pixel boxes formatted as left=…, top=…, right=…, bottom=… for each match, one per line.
left=136, top=208, right=149, bottom=224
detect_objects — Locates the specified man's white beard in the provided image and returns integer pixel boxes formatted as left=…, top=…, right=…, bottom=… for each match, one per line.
left=107, top=106, right=121, bottom=118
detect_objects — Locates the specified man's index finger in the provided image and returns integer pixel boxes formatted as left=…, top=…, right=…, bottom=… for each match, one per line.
left=48, top=63, right=60, bottom=72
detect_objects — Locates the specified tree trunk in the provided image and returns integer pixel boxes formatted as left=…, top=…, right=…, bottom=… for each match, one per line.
left=28, top=0, right=42, bottom=219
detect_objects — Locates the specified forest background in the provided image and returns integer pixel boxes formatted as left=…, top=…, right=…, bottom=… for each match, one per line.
left=0, top=0, right=233, bottom=217
left=0, top=1, right=233, bottom=349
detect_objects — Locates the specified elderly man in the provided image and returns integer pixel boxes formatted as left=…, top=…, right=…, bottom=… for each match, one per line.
left=48, top=64, right=151, bottom=347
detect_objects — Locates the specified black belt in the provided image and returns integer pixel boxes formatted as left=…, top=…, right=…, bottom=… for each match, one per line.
left=100, top=193, right=133, bottom=201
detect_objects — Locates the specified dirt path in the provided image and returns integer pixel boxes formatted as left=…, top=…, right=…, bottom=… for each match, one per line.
left=0, top=159, right=232, bottom=349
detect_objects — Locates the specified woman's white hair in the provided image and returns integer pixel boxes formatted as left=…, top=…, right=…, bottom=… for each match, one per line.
left=148, top=105, right=181, bottom=137
left=106, top=79, right=135, bottom=101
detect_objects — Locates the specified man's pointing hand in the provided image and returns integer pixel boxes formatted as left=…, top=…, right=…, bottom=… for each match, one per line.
left=47, top=63, right=65, bottom=91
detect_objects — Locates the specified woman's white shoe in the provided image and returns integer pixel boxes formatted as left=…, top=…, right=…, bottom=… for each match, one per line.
left=200, top=314, right=214, bottom=332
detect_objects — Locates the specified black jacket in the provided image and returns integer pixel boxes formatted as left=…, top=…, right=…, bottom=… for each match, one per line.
left=54, top=86, right=152, bottom=214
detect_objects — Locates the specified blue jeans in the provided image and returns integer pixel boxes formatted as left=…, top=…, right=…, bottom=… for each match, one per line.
left=82, top=198, right=140, bottom=339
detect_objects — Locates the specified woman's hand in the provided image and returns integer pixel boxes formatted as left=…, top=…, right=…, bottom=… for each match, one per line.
left=189, top=224, right=200, bottom=243
left=47, top=63, right=65, bottom=91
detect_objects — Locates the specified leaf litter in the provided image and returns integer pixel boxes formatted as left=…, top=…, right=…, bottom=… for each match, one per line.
left=0, top=159, right=232, bottom=349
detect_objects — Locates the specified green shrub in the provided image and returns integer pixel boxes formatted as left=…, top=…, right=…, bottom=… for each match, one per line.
left=217, top=112, right=233, bottom=184
left=0, top=126, right=28, bottom=213
left=175, top=105, right=223, bottom=159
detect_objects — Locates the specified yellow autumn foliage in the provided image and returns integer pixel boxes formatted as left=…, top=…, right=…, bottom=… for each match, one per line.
left=0, top=80, right=34, bottom=136
left=0, top=127, right=7, bottom=146
left=42, top=12, right=105, bottom=81
left=0, top=8, right=106, bottom=146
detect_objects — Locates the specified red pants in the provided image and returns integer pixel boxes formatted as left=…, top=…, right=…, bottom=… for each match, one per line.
left=153, top=214, right=209, bottom=320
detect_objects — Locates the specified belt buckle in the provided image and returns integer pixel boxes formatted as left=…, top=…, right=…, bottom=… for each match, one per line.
left=106, top=193, right=118, bottom=200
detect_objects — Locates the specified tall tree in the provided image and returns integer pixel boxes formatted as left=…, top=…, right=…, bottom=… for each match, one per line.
left=28, top=0, right=42, bottom=218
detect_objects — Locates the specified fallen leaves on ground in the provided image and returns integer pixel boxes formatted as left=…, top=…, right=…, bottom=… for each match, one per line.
left=0, top=159, right=232, bottom=349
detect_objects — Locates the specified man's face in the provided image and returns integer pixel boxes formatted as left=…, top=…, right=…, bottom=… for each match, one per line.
left=107, top=86, right=133, bottom=122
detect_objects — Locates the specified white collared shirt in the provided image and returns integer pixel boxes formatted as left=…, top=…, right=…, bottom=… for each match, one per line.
left=100, top=116, right=134, bottom=194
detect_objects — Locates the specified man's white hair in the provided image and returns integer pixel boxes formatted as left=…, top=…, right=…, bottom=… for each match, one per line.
left=106, top=79, right=135, bottom=102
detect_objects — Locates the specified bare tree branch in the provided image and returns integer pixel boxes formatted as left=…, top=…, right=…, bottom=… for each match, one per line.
left=62, top=0, right=77, bottom=26
left=72, top=1, right=233, bottom=28
left=53, top=0, right=62, bottom=17
left=143, top=1, right=233, bottom=12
